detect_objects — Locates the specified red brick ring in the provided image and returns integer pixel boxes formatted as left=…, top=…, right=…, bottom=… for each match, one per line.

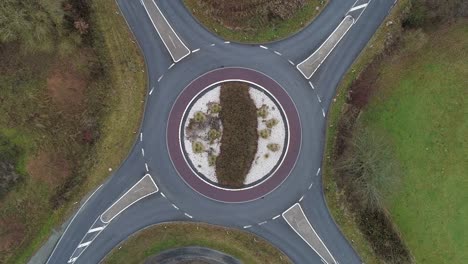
left=167, top=67, right=301, bottom=203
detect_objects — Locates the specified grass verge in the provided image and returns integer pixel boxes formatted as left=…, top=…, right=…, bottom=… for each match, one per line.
left=103, top=222, right=291, bottom=264
left=183, top=0, right=328, bottom=43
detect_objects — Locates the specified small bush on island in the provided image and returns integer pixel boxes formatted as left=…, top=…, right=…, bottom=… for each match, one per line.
left=192, top=141, right=205, bottom=153
left=208, top=129, right=221, bottom=142
left=259, top=129, right=271, bottom=139
left=265, top=118, right=278, bottom=128
left=257, top=105, right=269, bottom=119
left=267, top=143, right=280, bottom=152
left=194, top=111, right=206, bottom=122
left=208, top=154, right=217, bottom=167
left=208, top=103, right=221, bottom=114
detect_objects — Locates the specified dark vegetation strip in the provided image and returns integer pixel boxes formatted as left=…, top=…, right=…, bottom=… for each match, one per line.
left=323, top=0, right=468, bottom=263
left=216, top=83, right=258, bottom=187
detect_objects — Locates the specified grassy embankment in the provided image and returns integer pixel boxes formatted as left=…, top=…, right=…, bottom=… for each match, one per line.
left=184, top=0, right=327, bottom=43
left=322, top=0, right=467, bottom=263
left=103, top=223, right=291, bottom=264
left=0, top=0, right=146, bottom=262
left=360, top=22, right=467, bottom=263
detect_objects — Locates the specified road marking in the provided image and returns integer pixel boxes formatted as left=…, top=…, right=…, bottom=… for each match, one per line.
left=243, top=225, right=252, bottom=229
left=272, top=215, right=281, bottom=220
left=145, top=163, right=149, bottom=172
left=141, top=148, right=145, bottom=157
left=140, top=132, right=143, bottom=142
left=68, top=257, right=78, bottom=263
left=299, top=195, right=305, bottom=202
left=77, top=241, right=91, bottom=248
left=322, top=108, right=326, bottom=117
left=210, top=43, right=215, bottom=46
left=149, top=86, right=155, bottom=95
left=308, top=182, right=314, bottom=190
left=316, top=168, right=321, bottom=176
left=161, top=192, right=166, bottom=198
left=168, top=63, right=175, bottom=69
left=157, top=75, right=164, bottom=82
left=349, top=3, right=368, bottom=12
left=309, top=81, right=315, bottom=90
left=316, top=94, right=322, bottom=103
left=274, top=50, right=282, bottom=56
left=87, top=226, right=105, bottom=233
left=224, top=41, right=230, bottom=44
left=184, top=213, right=193, bottom=218
left=192, top=48, right=200, bottom=53
left=259, top=45, right=268, bottom=49
left=258, top=221, right=267, bottom=225
left=288, top=59, right=295, bottom=66
left=172, top=204, right=179, bottom=210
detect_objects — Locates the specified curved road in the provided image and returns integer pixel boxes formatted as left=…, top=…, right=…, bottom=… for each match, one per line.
left=42, top=0, right=396, bottom=263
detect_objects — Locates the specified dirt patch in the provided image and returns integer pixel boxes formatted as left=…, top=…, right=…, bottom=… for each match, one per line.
left=46, top=55, right=89, bottom=114
left=26, top=150, right=71, bottom=189
left=0, top=215, right=26, bottom=254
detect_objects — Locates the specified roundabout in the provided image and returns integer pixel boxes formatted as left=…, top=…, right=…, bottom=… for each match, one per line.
left=167, top=67, right=301, bottom=203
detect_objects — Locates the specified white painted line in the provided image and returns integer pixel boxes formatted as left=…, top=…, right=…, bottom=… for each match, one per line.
left=322, top=108, right=326, bottom=117
left=46, top=184, right=103, bottom=264
left=210, top=43, right=215, bottom=46
left=243, top=225, right=252, bottom=229
left=308, top=182, right=314, bottom=190
left=149, top=86, right=155, bottom=95
left=316, top=168, right=321, bottom=176
left=77, top=241, right=91, bottom=248
left=316, top=94, right=322, bottom=103
left=168, top=63, right=175, bottom=69
left=192, top=48, right=200, bottom=53
left=309, top=81, right=315, bottom=90
left=140, top=133, right=143, bottom=142
left=141, top=148, right=145, bottom=157
left=161, top=192, right=166, bottom=198
left=288, top=59, right=295, bottom=66
left=157, top=75, right=164, bottom=82
left=258, top=221, right=267, bottom=225
left=100, top=174, right=158, bottom=223
left=172, top=204, right=179, bottom=210
left=349, top=3, right=368, bottom=12
left=272, top=215, right=281, bottom=220
left=282, top=203, right=338, bottom=264
left=145, top=163, right=149, bottom=172
left=299, top=195, right=305, bottom=202
left=184, top=213, right=193, bottom=218
left=259, top=45, right=268, bottom=49
left=87, top=226, right=105, bottom=233
left=274, top=51, right=282, bottom=56
left=68, top=257, right=78, bottom=263
left=224, top=41, right=230, bottom=44
left=140, top=0, right=190, bottom=62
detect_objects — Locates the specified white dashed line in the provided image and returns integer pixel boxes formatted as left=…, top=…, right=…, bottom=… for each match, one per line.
left=145, top=163, right=149, bottom=172
left=309, top=81, right=315, bottom=90
left=172, top=204, right=179, bottom=210
left=161, top=192, right=166, bottom=198
left=168, top=63, right=175, bottom=69
left=258, top=221, right=267, bottom=226
left=322, top=108, right=326, bottom=117
left=157, top=75, right=164, bottom=82
left=274, top=51, right=282, bottom=56
left=184, top=213, right=193, bottom=219
left=149, top=86, right=155, bottom=95
left=243, top=225, right=252, bottom=229
left=141, top=148, right=145, bottom=157
left=272, top=215, right=281, bottom=220
left=259, top=45, right=268, bottom=49
left=316, top=168, right=321, bottom=176
left=349, top=3, right=368, bottom=12
left=224, top=41, right=230, bottom=44
left=210, top=43, right=215, bottom=46
left=288, top=59, right=295, bottom=66
left=299, top=195, right=304, bottom=202
left=140, top=133, right=143, bottom=142
left=192, top=48, right=200, bottom=53
left=316, top=94, right=322, bottom=103
left=308, top=182, right=314, bottom=190
left=87, top=226, right=105, bottom=233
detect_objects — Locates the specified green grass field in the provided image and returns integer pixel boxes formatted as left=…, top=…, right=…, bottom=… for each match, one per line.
left=361, top=22, right=468, bottom=263
left=103, top=223, right=291, bottom=264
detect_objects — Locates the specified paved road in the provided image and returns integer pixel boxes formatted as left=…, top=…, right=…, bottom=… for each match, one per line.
left=41, top=0, right=396, bottom=263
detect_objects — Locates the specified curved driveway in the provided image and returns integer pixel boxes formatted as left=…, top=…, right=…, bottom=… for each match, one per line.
left=43, top=0, right=396, bottom=263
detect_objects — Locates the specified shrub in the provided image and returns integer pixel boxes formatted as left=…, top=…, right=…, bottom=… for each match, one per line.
left=209, top=103, right=221, bottom=113
left=265, top=118, right=279, bottom=128
left=208, top=154, right=217, bottom=166
left=208, top=129, right=221, bottom=142
left=267, top=143, right=280, bottom=152
left=257, top=105, right=269, bottom=119
left=194, top=111, right=206, bottom=123
left=192, top=141, right=205, bottom=153
left=259, top=129, right=271, bottom=139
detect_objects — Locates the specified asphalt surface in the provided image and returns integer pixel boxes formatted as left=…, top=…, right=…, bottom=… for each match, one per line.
left=42, top=0, right=397, bottom=263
